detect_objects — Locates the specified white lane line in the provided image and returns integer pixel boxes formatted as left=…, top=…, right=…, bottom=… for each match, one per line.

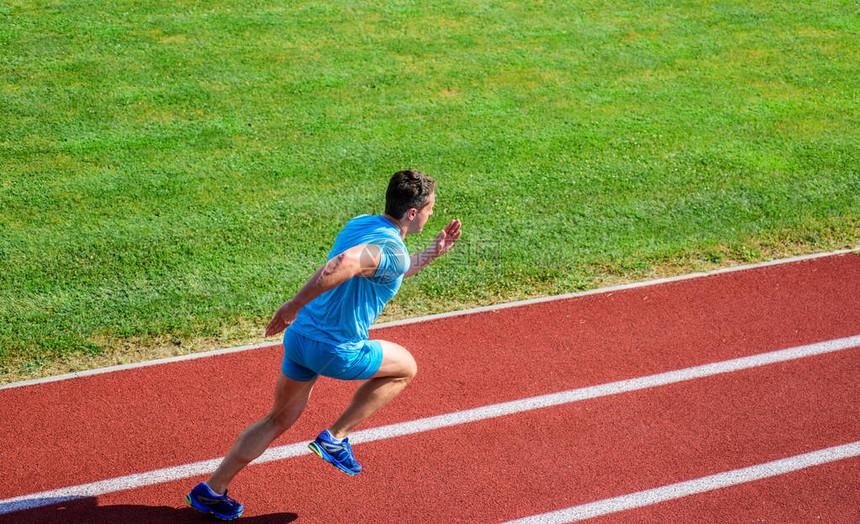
left=3, top=247, right=857, bottom=390
left=505, top=441, right=860, bottom=523
left=1, top=334, right=858, bottom=515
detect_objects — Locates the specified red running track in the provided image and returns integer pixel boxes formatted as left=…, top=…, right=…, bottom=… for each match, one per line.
left=1, top=252, right=858, bottom=522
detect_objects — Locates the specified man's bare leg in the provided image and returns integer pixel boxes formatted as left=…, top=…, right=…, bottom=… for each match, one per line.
left=207, top=373, right=317, bottom=493
left=328, top=340, right=417, bottom=439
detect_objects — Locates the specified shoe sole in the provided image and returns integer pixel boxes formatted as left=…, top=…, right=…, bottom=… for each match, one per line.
left=185, top=494, right=243, bottom=521
left=308, top=441, right=361, bottom=475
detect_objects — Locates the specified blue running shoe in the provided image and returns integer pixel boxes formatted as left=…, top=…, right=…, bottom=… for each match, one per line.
left=185, top=482, right=244, bottom=520
left=308, top=430, right=362, bottom=475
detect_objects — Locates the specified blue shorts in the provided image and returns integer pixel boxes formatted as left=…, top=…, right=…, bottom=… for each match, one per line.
left=281, top=327, right=383, bottom=382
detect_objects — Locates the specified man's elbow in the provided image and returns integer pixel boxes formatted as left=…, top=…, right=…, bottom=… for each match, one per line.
left=322, top=252, right=356, bottom=279
left=329, top=247, right=378, bottom=278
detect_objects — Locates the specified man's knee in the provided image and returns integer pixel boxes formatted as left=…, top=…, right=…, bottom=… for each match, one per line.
left=394, top=343, right=418, bottom=380
left=267, top=410, right=300, bottom=433
left=402, top=352, right=417, bottom=381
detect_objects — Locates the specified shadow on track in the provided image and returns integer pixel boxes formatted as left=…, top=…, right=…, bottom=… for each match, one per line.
left=0, top=496, right=298, bottom=523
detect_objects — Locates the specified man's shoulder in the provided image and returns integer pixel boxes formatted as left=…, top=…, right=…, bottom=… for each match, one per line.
left=343, top=214, right=380, bottom=232
left=344, top=215, right=401, bottom=242
left=331, top=215, right=402, bottom=257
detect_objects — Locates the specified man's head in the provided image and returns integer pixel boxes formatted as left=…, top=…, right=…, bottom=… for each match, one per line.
left=385, top=169, right=436, bottom=235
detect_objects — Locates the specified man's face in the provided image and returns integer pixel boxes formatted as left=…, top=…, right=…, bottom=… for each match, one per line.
left=409, top=192, right=435, bottom=235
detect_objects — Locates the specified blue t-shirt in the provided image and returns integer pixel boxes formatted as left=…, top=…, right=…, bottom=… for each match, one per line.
left=290, top=215, right=411, bottom=349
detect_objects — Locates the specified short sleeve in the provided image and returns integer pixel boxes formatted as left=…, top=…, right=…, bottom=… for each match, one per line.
left=373, top=239, right=410, bottom=282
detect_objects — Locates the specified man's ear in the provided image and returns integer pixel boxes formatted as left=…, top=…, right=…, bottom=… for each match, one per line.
left=407, top=208, right=418, bottom=220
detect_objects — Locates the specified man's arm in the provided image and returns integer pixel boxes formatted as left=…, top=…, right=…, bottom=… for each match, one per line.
left=405, top=219, right=462, bottom=278
left=265, top=244, right=381, bottom=336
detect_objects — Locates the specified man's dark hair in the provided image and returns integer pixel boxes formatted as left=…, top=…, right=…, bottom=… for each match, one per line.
left=385, top=169, right=436, bottom=219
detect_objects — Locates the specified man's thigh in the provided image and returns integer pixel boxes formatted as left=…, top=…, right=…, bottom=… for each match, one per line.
left=370, top=340, right=417, bottom=379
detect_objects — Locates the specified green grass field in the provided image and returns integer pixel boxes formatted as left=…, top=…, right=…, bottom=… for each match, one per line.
left=1, top=0, right=858, bottom=383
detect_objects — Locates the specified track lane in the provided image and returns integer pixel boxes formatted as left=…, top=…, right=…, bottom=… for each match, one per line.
left=583, top=457, right=860, bottom=524
left=1, top=253, right=858, bottom=510
left=4, top=345, right=857, bottom=523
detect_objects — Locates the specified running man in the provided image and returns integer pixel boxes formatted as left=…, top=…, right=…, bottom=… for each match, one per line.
left=186, top=169, right=462, bottom=520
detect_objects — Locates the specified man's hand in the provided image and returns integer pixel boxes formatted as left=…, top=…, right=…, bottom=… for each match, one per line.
left=431, top=219, right=462, bottom=258
left=265, top=299, right=300, bottom=337
left=406, top=219, right=462, bottom=278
